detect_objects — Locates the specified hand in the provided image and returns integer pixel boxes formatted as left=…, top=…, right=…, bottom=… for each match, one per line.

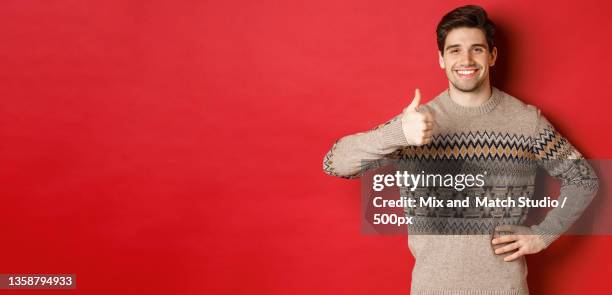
left=491, top=225, right=547, bottom=262
left=401, top=89, right=435, bottom=146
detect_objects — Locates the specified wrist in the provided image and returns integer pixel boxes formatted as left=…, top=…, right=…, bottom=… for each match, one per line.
left=379, top=117, right=409, bottom=147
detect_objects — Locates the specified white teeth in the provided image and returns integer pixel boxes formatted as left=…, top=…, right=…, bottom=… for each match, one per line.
left=457, top=70, right=475, bottom=75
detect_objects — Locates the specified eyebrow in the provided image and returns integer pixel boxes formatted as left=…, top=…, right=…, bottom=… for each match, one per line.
left=445, top=43, right=488, bottom=51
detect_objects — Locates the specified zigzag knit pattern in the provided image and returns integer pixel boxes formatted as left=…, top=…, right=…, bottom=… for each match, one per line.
left=532, top=125, right=581, bottom=160
left=398, top=131, right=534, bottom=163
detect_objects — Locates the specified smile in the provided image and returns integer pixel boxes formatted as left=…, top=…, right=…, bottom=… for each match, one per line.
left=454, top=68, right=479, bottom=79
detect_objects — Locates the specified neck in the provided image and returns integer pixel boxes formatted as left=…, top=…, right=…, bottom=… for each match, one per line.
left=448, top=79, right=492, bottom=107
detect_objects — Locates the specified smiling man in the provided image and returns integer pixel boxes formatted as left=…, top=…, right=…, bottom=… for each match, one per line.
left=322, top=5, right=599, bottom=295
left=440, top=25, right=496, bottom=106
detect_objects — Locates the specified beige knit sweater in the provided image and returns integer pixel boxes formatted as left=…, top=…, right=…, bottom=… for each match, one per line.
left=323, top=87, right=599, bottom=295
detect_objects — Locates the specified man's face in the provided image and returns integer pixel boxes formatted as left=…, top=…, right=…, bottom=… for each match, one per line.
left=439, top=27, right=497, bottom=92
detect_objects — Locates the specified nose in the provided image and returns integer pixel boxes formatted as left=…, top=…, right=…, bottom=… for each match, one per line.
left=461, top=50, right=475, bottom=64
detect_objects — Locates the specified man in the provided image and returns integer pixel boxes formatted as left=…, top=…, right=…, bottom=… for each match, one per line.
left=322, top=5, right=599, bottom=295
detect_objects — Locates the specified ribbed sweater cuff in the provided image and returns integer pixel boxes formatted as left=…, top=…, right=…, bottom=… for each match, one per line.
left=530, top=225, right=560, bottom=249
left=378, top=117, right=409, bottom=148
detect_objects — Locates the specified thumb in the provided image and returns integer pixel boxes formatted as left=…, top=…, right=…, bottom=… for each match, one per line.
left=406, top=88, right=421, bottom=112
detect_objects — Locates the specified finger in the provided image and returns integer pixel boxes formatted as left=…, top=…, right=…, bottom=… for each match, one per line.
left=429, top=116, right=439, bottom=129
left=422, top=110, right=435, bottom=122
left=504, top=249, right=525, bottom=262
left=423, top=130, right=433, bottom=138
left=495, top=225, right=519, bottom=233
left=494, top=242, right=522, bottom=254
left=491, top=235, right=519, bottom=245
left=406, top=88, right=421, bottom=112
left=423, top=137, right=433, bottom=144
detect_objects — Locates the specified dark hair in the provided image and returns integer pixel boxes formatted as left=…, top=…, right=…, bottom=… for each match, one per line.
left=436, top=5, right=495, bottom=54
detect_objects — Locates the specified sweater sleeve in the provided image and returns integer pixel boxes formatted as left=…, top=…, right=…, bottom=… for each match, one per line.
left=529, top=111, right=599, bottom=248
left=322, top=115, right=409, bottom=179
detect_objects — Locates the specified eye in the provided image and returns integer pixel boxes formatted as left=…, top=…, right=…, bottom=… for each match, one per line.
left=450, top=49, right=460, bottom=54
left=474, top=47, right=484, bottom=53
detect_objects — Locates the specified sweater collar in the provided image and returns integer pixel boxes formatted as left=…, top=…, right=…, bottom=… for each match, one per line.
left=438, top=87, right=503, bottom=115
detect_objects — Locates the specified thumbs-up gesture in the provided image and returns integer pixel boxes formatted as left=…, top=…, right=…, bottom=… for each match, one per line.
left=401, top=89, right=435, bottom=146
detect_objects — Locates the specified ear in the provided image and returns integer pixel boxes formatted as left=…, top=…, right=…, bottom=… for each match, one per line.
left=489, top=47, right=498, bottom=67
left=438, top=51, right=445, bottom=69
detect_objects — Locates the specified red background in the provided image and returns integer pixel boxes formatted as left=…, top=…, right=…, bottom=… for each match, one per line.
left=1, top=0, right=611, bottom=294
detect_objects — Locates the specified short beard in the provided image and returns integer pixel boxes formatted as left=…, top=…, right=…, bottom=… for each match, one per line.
left=449, top=77, right=485, bottom=93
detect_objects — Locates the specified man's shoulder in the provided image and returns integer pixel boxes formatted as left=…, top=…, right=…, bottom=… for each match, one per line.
left=495, top=88, right=540, bottom=115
